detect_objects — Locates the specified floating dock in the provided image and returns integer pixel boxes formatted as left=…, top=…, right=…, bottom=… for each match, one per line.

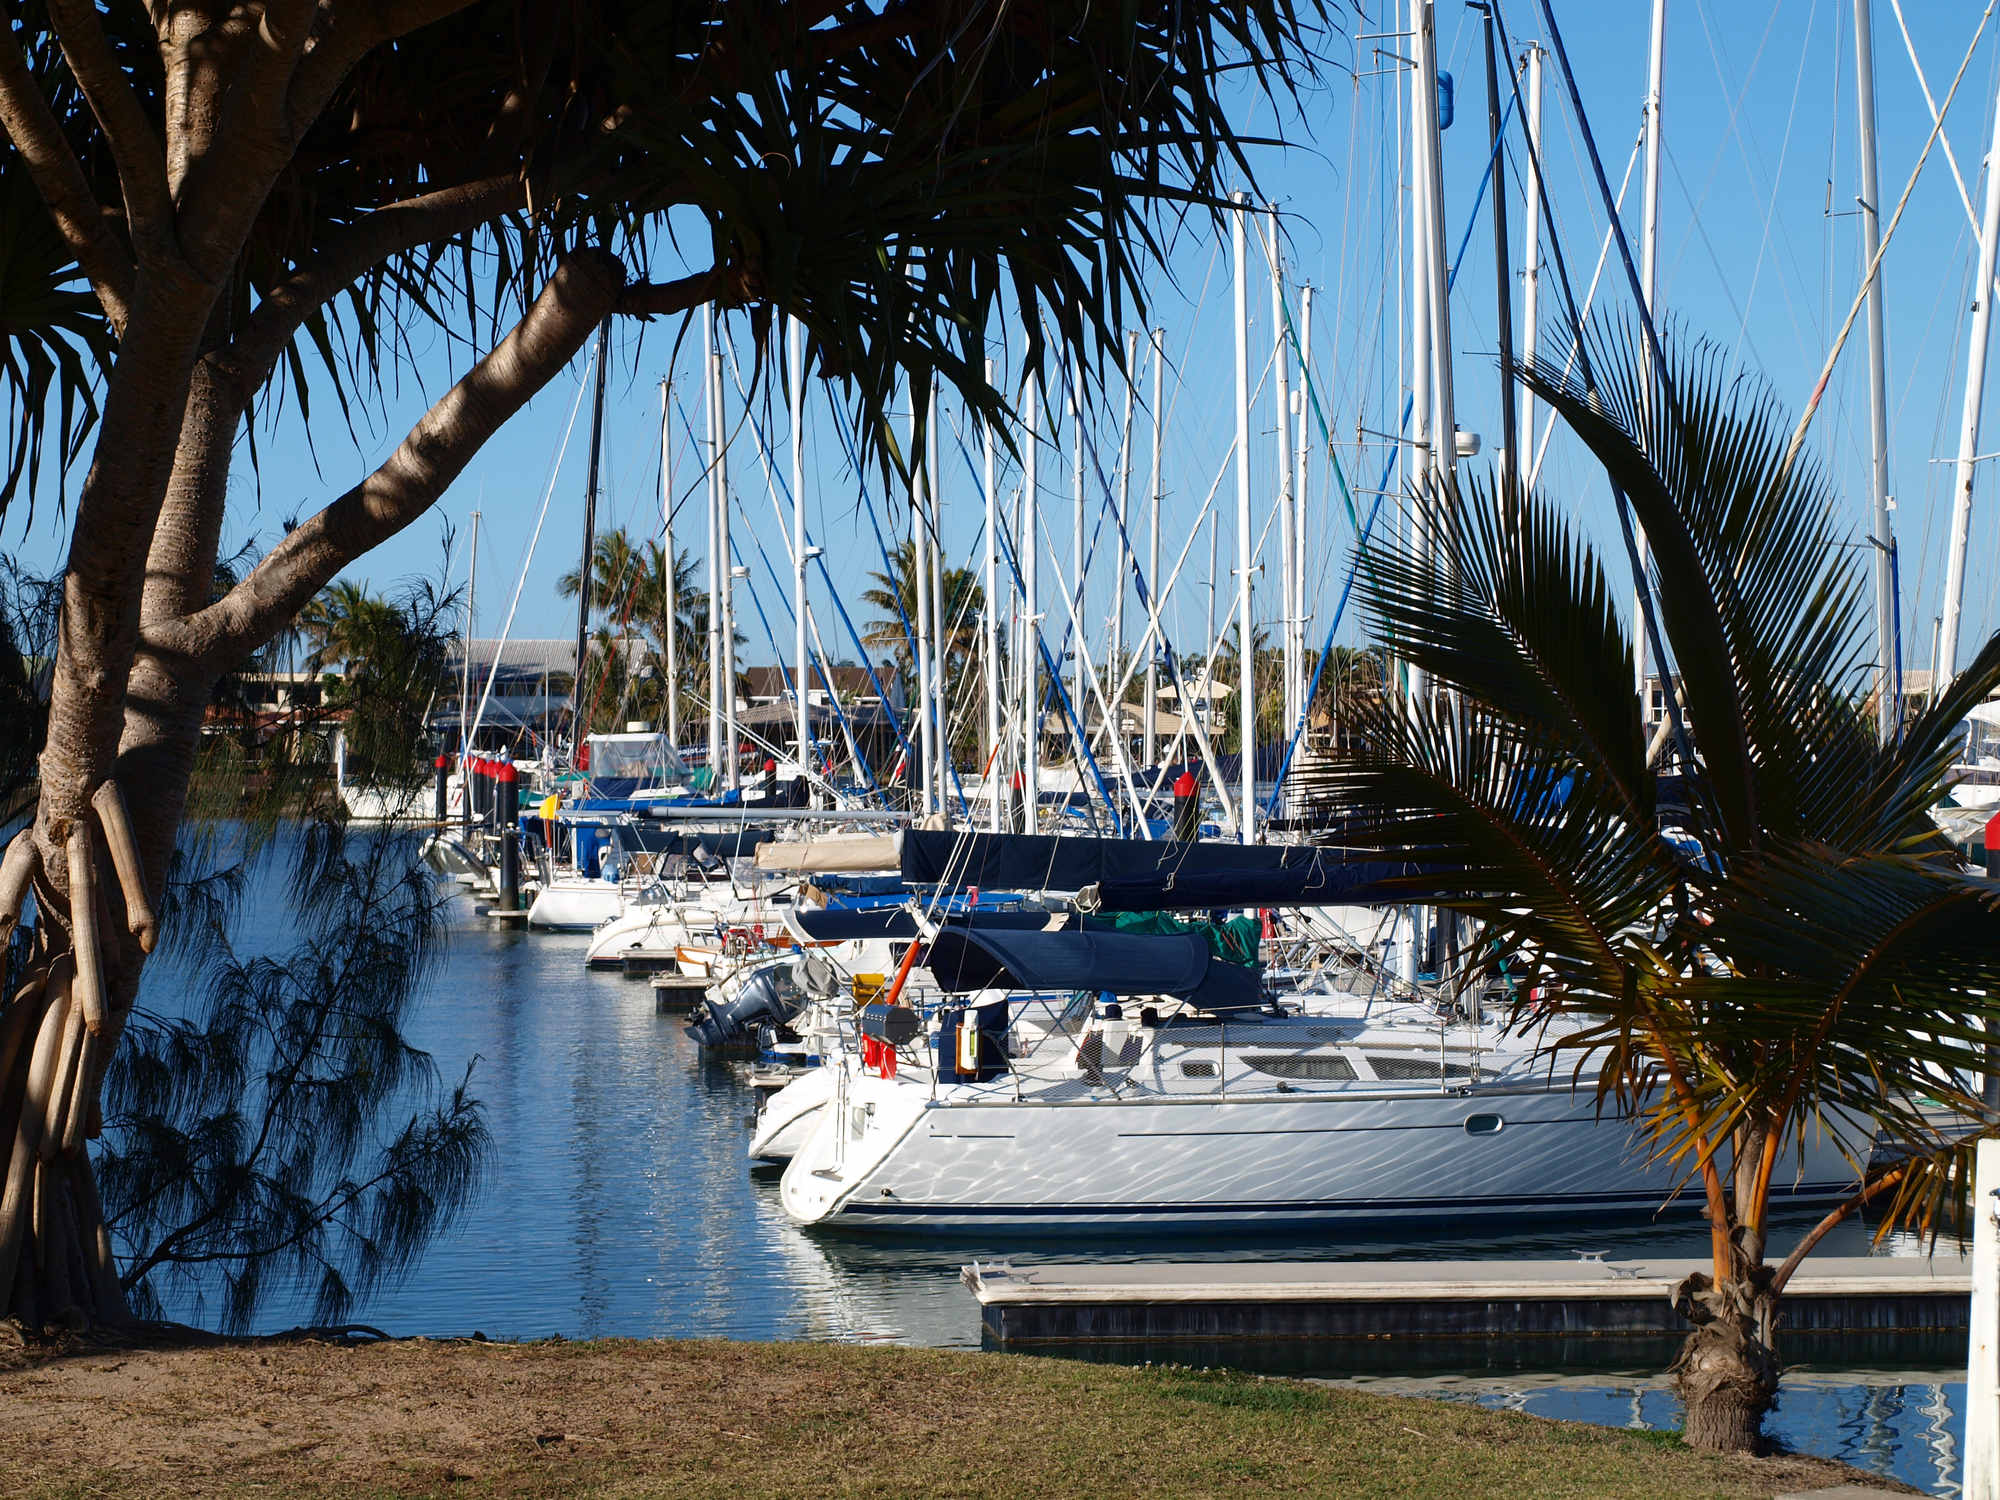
left=963, top=1255, right=1972, bottom=1374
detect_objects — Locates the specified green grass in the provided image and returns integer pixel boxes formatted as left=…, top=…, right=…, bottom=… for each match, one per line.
left=1, top=1336, right=1901, bottom=1498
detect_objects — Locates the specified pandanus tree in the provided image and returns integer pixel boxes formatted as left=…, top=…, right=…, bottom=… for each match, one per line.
left=1322, top=324, right=2000, bottom=1453
left=0, top=0, right=1333, bottom=1327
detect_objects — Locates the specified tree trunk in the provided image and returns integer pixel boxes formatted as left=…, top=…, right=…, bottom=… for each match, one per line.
left=1670, top=1271, right=1780, bottom=1453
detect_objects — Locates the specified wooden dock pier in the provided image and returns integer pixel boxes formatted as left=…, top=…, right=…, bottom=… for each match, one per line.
left=963, top=1255, right=1973, bottom=1373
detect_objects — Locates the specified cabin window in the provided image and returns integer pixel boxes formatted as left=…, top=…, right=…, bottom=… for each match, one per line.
left=1464, top=1113, right=1504, bottom=1136
left=1243, top=1054, right=1357, bottom=1081
left=1180, top=1061, right=1218, bottom=1079
left=1366, top=1055, right=1473, bottom=1082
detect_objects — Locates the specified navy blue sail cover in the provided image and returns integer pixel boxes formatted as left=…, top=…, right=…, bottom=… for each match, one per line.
left=921, top=927, right=1262, bottom=1014
left=899, top=831, right=1410, bottom=910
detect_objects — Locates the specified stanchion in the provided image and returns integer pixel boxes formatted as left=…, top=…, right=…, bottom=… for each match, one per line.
left=496, top=760, right=520, bottom=913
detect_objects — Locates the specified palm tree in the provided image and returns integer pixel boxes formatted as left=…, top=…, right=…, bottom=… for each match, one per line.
left=1320, top=325, right=2000, bottom=1453
left=860, top=538, right=985, bottom=697
left=297, top=579, right=408, bottom=678
left=557, top=526, right=649, bottom=626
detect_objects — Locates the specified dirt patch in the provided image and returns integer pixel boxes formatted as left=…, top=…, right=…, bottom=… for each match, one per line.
left=0, top=1333, right=1915, bottom=1498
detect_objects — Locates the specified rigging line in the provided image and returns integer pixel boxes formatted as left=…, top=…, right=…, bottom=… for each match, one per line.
left=716, top=342, right=891, bottom=806
left=1888, top=0, right=1985, bottom=244
left=1686, top=0, right=1831, bottom=368
left=1784, top=1, right=1996, bottom=471
left=1716, top=0, right=1826, bottom=392
left=1525, top=128, right=1643, bottom=491
left=821, top=407, right=943, bottom=781
left=991, top=502, right=1126, bottom=836
left=469, top=347, right=594, bottom=750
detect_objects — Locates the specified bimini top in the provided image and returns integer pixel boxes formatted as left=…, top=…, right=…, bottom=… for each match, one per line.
left=922, top=927, right=1263, bottom=1015
left=783, top=904, right=1052, bottom=947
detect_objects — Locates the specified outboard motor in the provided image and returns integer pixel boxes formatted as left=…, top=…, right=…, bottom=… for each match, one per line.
left=686, top=961, right=806, bottom=1050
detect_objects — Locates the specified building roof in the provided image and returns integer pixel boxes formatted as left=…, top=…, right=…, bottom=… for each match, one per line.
left=446, top=637, right=647, bottom=679
left=740, top=664, right=882, bottom=700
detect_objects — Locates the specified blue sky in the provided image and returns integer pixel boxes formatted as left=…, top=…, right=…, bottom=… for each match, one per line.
left=9, top=0, right=2000, bottom=688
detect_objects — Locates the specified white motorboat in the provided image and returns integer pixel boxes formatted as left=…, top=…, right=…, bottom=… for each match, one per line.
left=527, top=873, right=627, bottom=931
left=778, top=925, right=1863, bottom=1235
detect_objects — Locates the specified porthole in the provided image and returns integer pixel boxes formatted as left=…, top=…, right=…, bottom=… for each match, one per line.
left=1180, top=1060, right=1218, bottom=1078
left=1464, top=1113, right=1504, bottom=1136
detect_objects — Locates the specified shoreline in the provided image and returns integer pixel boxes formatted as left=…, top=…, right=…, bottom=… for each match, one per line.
left=0, top=1328, right=1918, bottom=1497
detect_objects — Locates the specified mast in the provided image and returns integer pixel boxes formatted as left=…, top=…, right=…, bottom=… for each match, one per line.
left=1853, top=0, right=1897, bottom=738
left=659, top=378, right=679, bottom=754
left=574, top=319, right=610, bottom=754
left=983, top=358, right=1004, bottom=831
left=1634, top=0, right=1667, bottom=700
left=703, top=306, right=724, bottom=783
left=928, top=379, right=948, bottom=816
left=1021, top=379, right=1041, bottom=831
left=1940, top=79, right=2000, bottom=690
left=460, top=509, right=478, bottom=757
left=1478, top=3, right=1519, bottom=488
left=1416, top=0, right=1457, bottom=490
left=1269, top=204, right=1299, bottom=783
left=1519, top=44, right=1546, bottom=471
left=910, top=397, right=936, bottom=816
left=1070, top=358, right=1087, bottom=738
left=1145, top=329, right=1165, bottom=768
left=1117, top=330, right=1138, bottom=746
left=1295, top=285, right=1312, bottom=719
left=789, top=316, right=811, bottom=770
left=1405, top=1, right=1434, bottom=710
left=1232, top=191, right=1258, bottom=845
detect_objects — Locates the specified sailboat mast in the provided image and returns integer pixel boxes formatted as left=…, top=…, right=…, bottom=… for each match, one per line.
left=1145, top=329, right=1165, bottom=769
left=1519, top=44, right=1545, bottom=470
left=659, top=378, right=679, bottom=754
left=1634, top=0, right=1666, bottom=700
left=1477, top=3, right=1518, bottom=486
left=1232, top=192, right=1257, bottom=845
left=1070, top=358, right=1087, bottom=738
left=1269, top=204, right=1299, bottom=782
left=1852, top=0, right=1898, bottom=739
left=703, top=307, right=725, bottom=783
left=1117, top=331, right=1138, bottom=745
left=1021, top=380, right=1041, bottom=832
left=909, top=399, right=936, bottom=816
left=983, top=358, right=1004, bottom=832
left=790, top=316, right=811, bottom=772
left=1405, top=1, right=1433, bottom=711
left=1295, top=285, right=1312, bottom=704
left=460, top=509, right=478, bottom=758
left=1940, top=85, right=2000, bottom=691
left=927, top=380, right=948, bottom=816
left=574, top=319, right=610, bottom=752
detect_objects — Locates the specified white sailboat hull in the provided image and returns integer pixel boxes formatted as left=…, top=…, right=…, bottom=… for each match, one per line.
left=781, top=1065, right=1859, bottom=1235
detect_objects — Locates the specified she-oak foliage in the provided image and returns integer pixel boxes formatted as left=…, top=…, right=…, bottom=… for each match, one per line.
left=0, top=0, right=1336, bottom=1330
left=1319, top=324, right=2000, bottom=1451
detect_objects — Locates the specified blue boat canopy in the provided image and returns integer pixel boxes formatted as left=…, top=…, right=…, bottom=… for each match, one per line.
left=922, top=927, right=1263, bottom=1014
left=899, top=830, right=1412, bottom=910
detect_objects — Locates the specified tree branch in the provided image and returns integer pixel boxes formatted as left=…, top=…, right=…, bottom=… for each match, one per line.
left=154, top=249, right=626, bottom=674
left=1768, top=1163, right=1908, bottom=1297
left=283, top=0, right=480, bottom=142
left=0, top=7, right=135, bottom=329
left=219, top=171, right=530, bottom=398
left=619, top=266, right=739, bottom=317
left=44, top=0, right=174, bottom=256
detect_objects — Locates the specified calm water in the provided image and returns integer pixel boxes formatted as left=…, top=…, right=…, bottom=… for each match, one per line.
left=134, top=845, right=1972, bottom=1495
